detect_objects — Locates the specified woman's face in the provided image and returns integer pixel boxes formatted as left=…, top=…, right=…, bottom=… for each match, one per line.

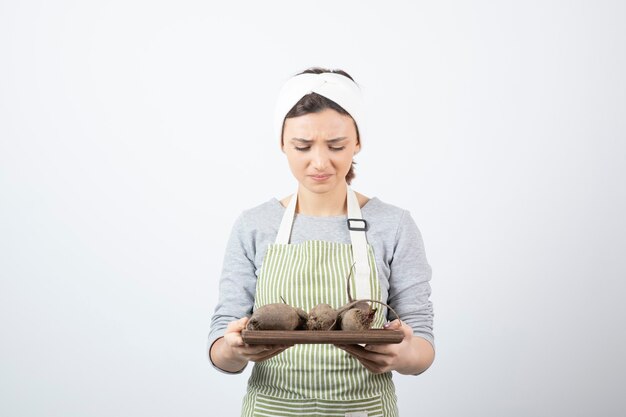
left=282, top=108, right=360, bottom=195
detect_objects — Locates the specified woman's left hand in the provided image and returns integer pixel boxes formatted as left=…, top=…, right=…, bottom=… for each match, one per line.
left=335, top=319, right=434, bottom=375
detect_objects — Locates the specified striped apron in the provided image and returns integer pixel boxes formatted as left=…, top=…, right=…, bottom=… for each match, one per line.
left=241, top=186, right=398, bottom=417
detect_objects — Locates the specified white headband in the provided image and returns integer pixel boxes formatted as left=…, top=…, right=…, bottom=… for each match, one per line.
left=274, top=72, right=364, bottom=147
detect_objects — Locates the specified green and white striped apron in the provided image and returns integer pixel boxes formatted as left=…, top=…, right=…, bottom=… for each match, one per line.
left=241, top=186, right=398, bottom=417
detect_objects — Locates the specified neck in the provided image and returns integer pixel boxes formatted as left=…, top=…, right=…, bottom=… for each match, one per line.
left=296, top=184, right=348, bottom=216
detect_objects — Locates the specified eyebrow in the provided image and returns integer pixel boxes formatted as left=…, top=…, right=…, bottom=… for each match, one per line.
left=290, top=137, right=348, bottom=144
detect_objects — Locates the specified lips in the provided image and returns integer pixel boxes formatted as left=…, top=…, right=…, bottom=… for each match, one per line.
left=310, top=174, right=332, bottom=181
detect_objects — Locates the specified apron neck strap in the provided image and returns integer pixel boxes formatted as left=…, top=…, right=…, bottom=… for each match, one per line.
left=274, top=188, right=299, bottom=245
left=274, top=184, right=372, bottom=299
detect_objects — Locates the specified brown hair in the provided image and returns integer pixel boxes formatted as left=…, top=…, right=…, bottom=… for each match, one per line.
left=281, top=67, right=360, bottom=185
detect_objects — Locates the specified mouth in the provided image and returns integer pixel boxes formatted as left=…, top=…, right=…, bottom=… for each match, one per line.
left=310, top=174, right=332, bottom=181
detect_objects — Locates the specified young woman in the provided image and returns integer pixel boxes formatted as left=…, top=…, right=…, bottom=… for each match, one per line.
left=208, top=67, right=435, bottom=416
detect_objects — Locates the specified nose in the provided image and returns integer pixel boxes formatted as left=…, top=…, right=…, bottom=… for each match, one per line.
left=310, top=146, right=329, bottom=171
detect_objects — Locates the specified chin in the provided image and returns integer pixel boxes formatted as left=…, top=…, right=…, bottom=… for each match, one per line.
left=303, top=178, right=341, bottom=193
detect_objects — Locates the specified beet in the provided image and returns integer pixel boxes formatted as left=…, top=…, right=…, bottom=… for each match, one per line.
left=338, top=306, right=375, bottom=331
left=335, top=265, right=401, bottom=330
left=307, top=304, right=339, bottom=330
left=247, top=302, right=308, bottom=331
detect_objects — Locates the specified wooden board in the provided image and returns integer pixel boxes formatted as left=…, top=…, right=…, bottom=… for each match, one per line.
left=241, top=329, right=404, bottom=345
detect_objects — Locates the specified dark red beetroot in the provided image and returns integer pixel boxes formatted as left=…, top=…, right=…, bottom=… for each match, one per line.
left=247, top=302, right=308, bottom=331
left=307, top=304, right=339, bottom=330
left=336, top=265, right=400, bottom=330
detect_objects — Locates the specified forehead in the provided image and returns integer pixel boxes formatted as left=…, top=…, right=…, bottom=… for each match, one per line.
left=283, top=109, right=356, bottom=138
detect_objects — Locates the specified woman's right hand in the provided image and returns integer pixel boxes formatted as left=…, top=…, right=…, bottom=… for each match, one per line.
left=224, top=317, right=292, bottom=362
left=210, top=317, right=292, bottom=373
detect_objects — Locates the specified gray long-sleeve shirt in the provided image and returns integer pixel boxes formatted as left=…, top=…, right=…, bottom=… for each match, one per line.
left=208, top=196, right=434, bottom=371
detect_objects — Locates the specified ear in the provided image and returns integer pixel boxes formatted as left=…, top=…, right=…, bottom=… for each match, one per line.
left=354, top=140, right=361, bottom=155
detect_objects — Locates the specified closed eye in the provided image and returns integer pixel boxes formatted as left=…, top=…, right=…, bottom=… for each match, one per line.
left=295, top=146, right=346, bottom=152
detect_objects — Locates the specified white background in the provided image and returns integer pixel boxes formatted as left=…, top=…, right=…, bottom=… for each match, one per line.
left=1, top=1, right=625, bottom=416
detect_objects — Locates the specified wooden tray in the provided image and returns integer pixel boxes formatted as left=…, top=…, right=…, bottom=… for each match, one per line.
left=241, top=329, right=404, bottom=345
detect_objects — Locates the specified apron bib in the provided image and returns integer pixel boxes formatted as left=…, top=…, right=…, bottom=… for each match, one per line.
left=241, top=186, right=398, bottom=417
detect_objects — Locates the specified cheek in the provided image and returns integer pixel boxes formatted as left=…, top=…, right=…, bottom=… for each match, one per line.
left=335, top=152, right=354, bottom=167
left=285, top=151, right=306, bottom=170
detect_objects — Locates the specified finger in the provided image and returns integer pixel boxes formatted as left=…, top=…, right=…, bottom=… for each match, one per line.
left=247, top=344, right=290, bottom=351
left=247, top=347, right=289, bottom=362
left=239, top=345, right=275, bottom=355
left=354, top=356, right=388, bottom=374
left=240, top=343, right=292, bottom=355
left=339, top=344, right=396, bottom=365
left=335, top=343, right=368, bottom=351
left=336, top=344, right=374, bottom=360
left=225, top=319, right=241, bottom=332
left=224, top=332, right=245, bottom=348
left=401, top=322, right=414, bottom=338
left=384, top=319, right=412, bottom=343
left=383, top=319, right=402, bottom=330
left=335, top=344, right=369, bottom=353
left=336, top=348, right=386, bottom=374
left=226, top=317, right=248, bottom=333
left=364, top=344, right=394, bottom=354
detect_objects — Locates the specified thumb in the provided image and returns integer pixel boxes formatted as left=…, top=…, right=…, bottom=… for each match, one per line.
left=227, top=317, right=250, bottom=333
left=383, top=319, right=402, bottom=330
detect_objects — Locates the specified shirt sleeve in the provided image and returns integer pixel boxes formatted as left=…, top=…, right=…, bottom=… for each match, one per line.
left=386, top=209, right=435, bottom=349
left=207, top=211, right=258, bottom=374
